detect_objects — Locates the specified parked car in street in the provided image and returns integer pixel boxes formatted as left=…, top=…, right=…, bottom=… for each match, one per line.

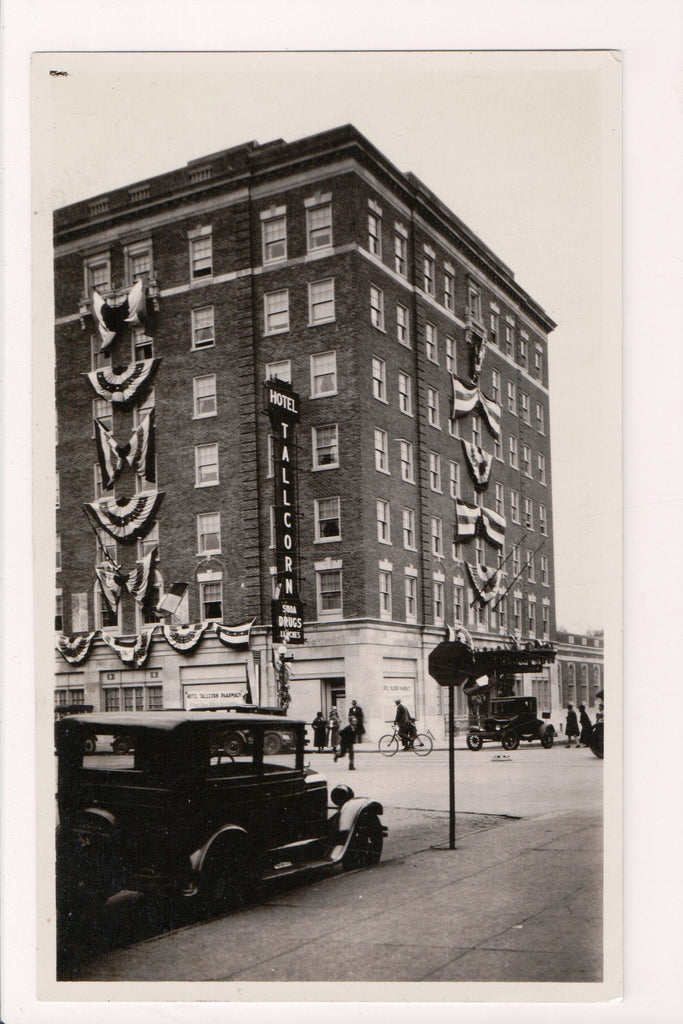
left=55, top=710, right=386, bottom=918
left=466, top=695, right=555, bottom=751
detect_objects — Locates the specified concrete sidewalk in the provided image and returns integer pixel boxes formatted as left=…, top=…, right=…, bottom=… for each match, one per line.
left=77, top=807, right=602, bottom=984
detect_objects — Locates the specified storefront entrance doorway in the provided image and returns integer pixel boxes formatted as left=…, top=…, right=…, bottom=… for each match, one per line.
left=323, top=677, right=346, bottom=721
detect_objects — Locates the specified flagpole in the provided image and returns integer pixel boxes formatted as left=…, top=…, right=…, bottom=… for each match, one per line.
left=83, top=509, right=119, bottom=568
left=468, top=537, right=523, bottom=608
left=491, top=538, right=546, bottom=612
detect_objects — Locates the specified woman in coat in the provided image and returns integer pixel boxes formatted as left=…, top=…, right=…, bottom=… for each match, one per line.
left=311, top=712, right=327, bottom=753
left=578, top=704, right=593, bottom=747
left=327, top=707, right=341, bottom=752
left=565, top=703, right=580, bottom=748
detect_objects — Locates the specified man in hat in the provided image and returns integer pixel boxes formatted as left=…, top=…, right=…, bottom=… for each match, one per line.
left=394, top=698, right=416, bottom=750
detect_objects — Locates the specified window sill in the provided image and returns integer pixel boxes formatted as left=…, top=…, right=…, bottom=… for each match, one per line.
left=308, top=318, right=336, bottom=328
left=195, top=481, right=219, bottom=488
left=190, top=275, right=215, bottom=287
left=375, top=467, right=391, bottom=476
left=314, top=537, right=342, bottom=545
left=193, top=412, right=217, bottom=420
left=311, top=391, right=338, bottom=400
left=192, top=343, right=215, bottom=352
left=198, top=550, right=222, bottom=558
left=312, top=463, right=340, bottom=472
left=264, top=327, right=290, bottom=338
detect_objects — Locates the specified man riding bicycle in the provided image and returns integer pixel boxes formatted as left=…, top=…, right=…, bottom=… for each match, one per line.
left=394, top=699, right=417, bottom=750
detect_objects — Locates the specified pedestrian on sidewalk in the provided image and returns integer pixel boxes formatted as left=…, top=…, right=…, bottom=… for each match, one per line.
left=334, top=722, right=356, bottom=769
left=328, top=707, right=340, bottom=751
left=349, top=700, right=365, bottom=742
left=311, top=711, right=327, bottom=753
left=578, top=704, right=593, bottom=747
left=565, top=703, right=580, bottom=747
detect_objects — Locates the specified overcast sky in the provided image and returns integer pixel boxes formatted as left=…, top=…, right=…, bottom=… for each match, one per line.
left=35, top=50, right=621, bottom=632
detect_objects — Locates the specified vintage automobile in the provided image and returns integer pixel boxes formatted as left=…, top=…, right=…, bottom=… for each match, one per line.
left=55, top=710, right=386, bottom=916
left=466, top=695, right=555, bottom=751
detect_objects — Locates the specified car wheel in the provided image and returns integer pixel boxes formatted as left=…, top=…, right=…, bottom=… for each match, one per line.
left=590, top=724, right=604, bottom=759
left=112, top=736, right=131, bottom=755
left=466, top=733, right=483, bottom=751
left=541, top=729, right=554, bottom=749
left=501, top=731, right=520, bottom=751
left=198, top=843, right=250, bottom=915
left=342, top=811, right=383, bottom=871
left=83, top=734, right=97, bottom=754
left=263, top=732, right=281, bottom=756
left=223, top=732, right=245, bottom=757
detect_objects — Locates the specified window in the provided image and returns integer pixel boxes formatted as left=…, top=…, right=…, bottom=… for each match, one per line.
left=197, top=512, right=221, bottom=554
left=446, top=337, right=456, bottom=375
left=405, top=575, right=417, bottom=621
left=524, top=497, right=534, bottom=530
left=93, top=464, right=107, bottom=500
left=132, top=387, right=155, bottom=432
left=376, top=500, right=391, bottom=543
left=505, top=321, right=514, bottom=355
left=402, top=508, right=416, bottom=549
left=507, top=380, right=517, bottom=414
left=394, top=227, right=407, bottom=276
left=193, top=374, right=217, bottom=418
left=396, top=303, right=410, bottom=346
left=90, top=334, right=108, bottom=370
left=427, top=387, right=440, bottom=428
left=468, top=283, right=481, bottom=320
left=522, top=444, right=531, bottom=477
left=140, top=571, right=164, bottom=626
left=315, top=497, right=341, bottom=541
left=453, top=584, right=464, bottom=623
left=92, top=398, right=112, bottom=433
left=56, top=534, right=62, bottom=572
left=262, top=212, right=287, bottom=264
left=200, top=580, right=223, bottom=620
left=306, top=201, right=332, bottom=252
left=370, top=286, right=385, bottom=330
left=310, top=351, right=337, bottom=396
left=498, top=597, right=506, bottom=631
left=125, top=241, right=153, bottom=285
left=510, top=490, right=520, bottom=524
left=444, top=268, right=454, bottom=311
left=452, top=540, right=462, bottom=563
left=123, top=687, right=145, bottom=711
left=512, top=549, right=521, bottom=576
left=265, top=360, right=291, bottom=384
left=538, top=454, right=547, bottom=485
left=472, top=414, right=481, bottom=446
left=431, top=517, right=443, bottom=557
left=540, top=554, right=549, bottom=585
left=138, top=521, right=158, bottom=559
left=509, top=435, right=518, bottom=469
left=423, top=249, right=435, bottom=295
left=374, top=428, right=389, bottom=473
left=399, top=440, right=414, bottom=483
left=536, top=402, right=545, bottom=434
left=379, top=570, right=392, bottom=618
left=317, top=569, right=342, bottom=617
left=312, top=424, right=339, bottom=469
left=494, top=435, right=502, bottom=460
left=475, top=537, right=484, bottom=564
left=495, top=482, right=504, bottom=515
left=372, top=357, right=387, bottom=402
left=55, top=592, right=63, bottom=632
left=542, top=603, right=550, bottom=638
left=132, top=326, right=154, bottom=361
left=526, top=552, right=536, bottom=583
left=528, top=600, right=536, bottom=636
left=264, top=289, right=289, bottom=335
left=368, top=208, right=382, bottom=257
left=490, top=308, right=499, bottom=344
left=534, top=346, right=543, bottom=378
left=309, top=279, right=335, bottom=325
left=104, top=688, right=120, bottom=711
left=433, top=579, right=445, bottom=624
left=513, top=597, right=522, bottom=633
left=398, top=372, right=413, bottom=415
left=195, top=443, right=219, bottom=486
left=96, top=529, right=117, bottom=566
left=84, top=252, right=111, bottom=293
left=539, top=503, right=548, bottom=535
left=189, top=232, right=212, bottom=279
left=449, top=461, right=460, bottom=499
left=425, top=322, right=438, bottom=362
left=192, top=306, right=215, bottom=349
left=519, top=333, right=528, bottom=366
left=520, top=391, right=530, bottom=424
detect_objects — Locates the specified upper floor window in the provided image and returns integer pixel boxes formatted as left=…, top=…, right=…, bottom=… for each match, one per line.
left=509, top=435, right=518, bottom=469
left=132, top=327, right=154, bottom=361
left=444, top=267, right=454, bottom=311
left=524, top=497, right=534, bottom=530
left=370, top=286, right=385, bottom=331
left=536, top=402, right=545, bottom=434
left=379, top=570, right=392, bottom=618
left=374, top=428, right=389, bottom=473
left=425, top=322, right=438, bottom=363
left=428, top=451, right=442, bottom=491
left=192, top=306, right=215, bottom=349
left=315, top=497, right=341, bottom=541
left=519, top=333, right=528, bottom=366
left=195, top=443, right=219, bottom=486
left=312, top=424, right=339, bottom=469
left=310, top=351, right=337, bottom=397
left=56, top=534, right=62, bottom=573
left=265, top=360, right=291, bottom=384
left=200, top=579, right=223, bottom=621
left=507, top=380, right=517, bottom=414
left=505, top=320, right=514, bottom=356
left=309, top=279, right=335, bottom=325
left=468, top=283, right=481, bottom=321
left=84, top=252, right=111, bottom=294
left=372, top=357, right=387, bottom=402
left=189, top=228, right=212, bottom=280
left=539, top=503, right=548, bottom=535
left=510, top=490, right=520, bottom=524
left=368, top=207, right=382, bottom=257
left=427, top=387, right=440, bottom=428
left=396, top=303, right=410, bottom=346
left=402, top=507, right=416, bottom=549
left=423, top=247, right=435, bottom=295
left=433, top=579, right=445, bottom=625
left=197, top=512, right=221, bottom=555
left=495, top=482, right=504, bottom=515
left=446, top=336, right=456, bottom=375
left=534, top=346, right=543, bottom=378
left=92, top=397, right=112, bottom=434
left=193, top=374, right=217, bottom=418
left=264, top=289, right=289, bottom=335
left=540, top=554, right=549, bottom=585
left=520, top=391, right=530, bottom=424
left=489, top=307, right=499, bottom=344
left=394, top=226, right=407, bottom=276
left=261, top=209, right=287, bottom=264
left=306, top=198, right=333, bottom=252
left=491, top=369, right=501, bottom=402
left=538, top=453, right=547, bottom=485
left=472, top=414, right=481, bottom=447
left=317, top=568, right=342, bottom=618
left=405, top=574, right=417, bottom=622
left=398, top=371, right=413, bottom=416
left=521, top=443, right=531, bottom=477
left=449, top=460, right=460, bottom=499
left=399, top=440, right=414, bottom=483
left=90, top=334, right=108, bottom=371
left=431, top=517, right=443, bottom=557
left=124, top=240, right=153, bottom=286
left=376, top=499, right=391, bottom=544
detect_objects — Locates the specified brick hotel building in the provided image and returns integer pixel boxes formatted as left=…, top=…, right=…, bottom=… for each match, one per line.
left=53, top=125, right=559, bottom=738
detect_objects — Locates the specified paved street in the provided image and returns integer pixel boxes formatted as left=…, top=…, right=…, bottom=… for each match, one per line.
left=64, top=742, right=604, bottom=985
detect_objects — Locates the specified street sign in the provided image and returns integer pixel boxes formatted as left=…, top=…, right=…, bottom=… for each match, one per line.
left=428, top=640, right=474, bottom=687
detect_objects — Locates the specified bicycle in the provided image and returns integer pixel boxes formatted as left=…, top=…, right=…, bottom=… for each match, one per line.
left=378, top=725, right=434, bottom=757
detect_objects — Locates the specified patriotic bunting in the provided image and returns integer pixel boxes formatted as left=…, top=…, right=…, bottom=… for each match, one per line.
left=95, top=563, right=123, bottom=615
left=455, top=500, right=507, bottom=548
left=92, top=280, right=148, bottom=353
left=95, top=548, right=157, bottom=614
left=57, top=631, right=97, bottom=665
left=100, top=627, right=156, bottom=667
left=467, top=562, right=505, bottom=604
left=155, top=582, right=189, bottom=619
left=160, top=621, right=208, bottom=653
left=215, top=620, right=255, bottom=648
left=461, top=439, right=493, bottom=488
left=94, top=411, right=155, bottom=490
left=84, top=491, right=165, bottom=542
left=84, top=358, right=161, bottom=408
left=451, top=376, right=501, bottom=438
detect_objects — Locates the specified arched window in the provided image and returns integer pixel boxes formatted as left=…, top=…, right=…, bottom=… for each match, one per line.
left=580, top=664, right=589, bottom=705
left=93, top=582, right=120, bottom=632
left=138, top=570, right=164, bottom=628
left=565, top=663, right=576, bottom=706
left=590, top=664, right=601, bottom=706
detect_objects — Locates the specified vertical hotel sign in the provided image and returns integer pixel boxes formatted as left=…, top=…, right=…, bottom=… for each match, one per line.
left=265, top=379, right=305, bottom=643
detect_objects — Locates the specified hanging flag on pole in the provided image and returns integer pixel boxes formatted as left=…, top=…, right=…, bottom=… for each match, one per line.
left=155, top=582, right=189, bottom=619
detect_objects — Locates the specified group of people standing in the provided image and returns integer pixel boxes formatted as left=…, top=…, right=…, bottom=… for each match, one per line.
left=310, top=700, right=365, bottom=770
left=564, top=703, right=595, bottom=748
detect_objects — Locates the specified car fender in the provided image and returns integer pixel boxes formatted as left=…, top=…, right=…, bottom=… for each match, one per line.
left=59, top=806, right=119, bottom=835
left=538, top=721, right=554, bottom=737
left=327, top=797, right=385, bottom=862
left=190, top=824, right=250, bottom=874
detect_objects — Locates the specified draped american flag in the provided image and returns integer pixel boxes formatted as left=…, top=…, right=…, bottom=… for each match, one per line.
left=215, top=620, right=255, bottom=648
left=160, top=621, right=208, bottom=653
left=100, top=627, right=156, bottom=667
left=467, top=562, right=505, bottom=604
left=56, top=631, right=97, bottom=665
left=461, top=439, right=493, bottom=488
left=94, top=411, right=156, bottom=490
left=92, top=280, right=147, bottom=352
left=84, top=358, right=161, bottom=408
left=84, top=491, right=165, bottom=542
left=451, top=375, right=501, bottom=437
left=455, top=500, right=507, bottom=549
left=95, top=548, right=157, bottom=613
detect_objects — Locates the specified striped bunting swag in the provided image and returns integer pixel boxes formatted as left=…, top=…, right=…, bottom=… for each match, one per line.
left=95, top=563, right=123, bottom=615
left=480, top=507, right=506, bottom=548
left=95, top=548, right=157, bottom=613
left=85, top=358, right=161, bottom=408
left=92, top=280, right=147, bottom=353
left=94, top=412, right=156, bottom=490
left=467, top=562, right=504, bottom=604
left=455, top=500, right=507, bottom=549
left=461, top=439, right=493, bottom=488
left=451, top=375, right=501, bottom=438
left=84, top=491, right=165, bottom=542
left=161, top=621, right=208, bottom=653
left=100, top=627, right=156, bottom=667
left=57, top=631, right=97, bottom=665
left=215, top=619, right=255, bottom=648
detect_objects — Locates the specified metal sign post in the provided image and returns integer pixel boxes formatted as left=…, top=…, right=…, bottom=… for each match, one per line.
left=428, top=640, right=472, bottom=851
left=448, top=680, right=455, bottom=849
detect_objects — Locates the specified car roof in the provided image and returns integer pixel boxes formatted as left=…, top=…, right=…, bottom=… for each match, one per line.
left=55, top=710, right=300, bottom=733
